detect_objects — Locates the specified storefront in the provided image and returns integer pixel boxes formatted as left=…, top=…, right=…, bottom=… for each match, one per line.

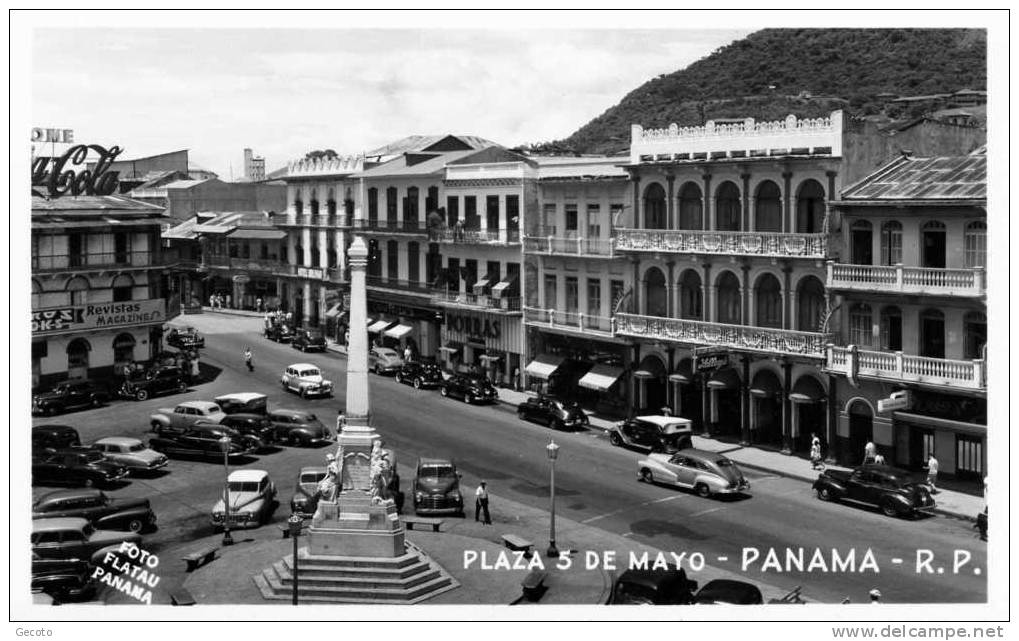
left=524, top=330, right=630, bottom=417
left=441, top=310, right=522, bottom=385
left=367, top=299, right=440, bottom=359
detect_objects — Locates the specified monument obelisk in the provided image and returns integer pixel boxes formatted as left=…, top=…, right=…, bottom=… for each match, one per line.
left=308, top=236, right=405, bottom=557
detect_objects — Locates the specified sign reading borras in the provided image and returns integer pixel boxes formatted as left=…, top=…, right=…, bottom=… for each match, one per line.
left=32, top=299, right=166, bottom=335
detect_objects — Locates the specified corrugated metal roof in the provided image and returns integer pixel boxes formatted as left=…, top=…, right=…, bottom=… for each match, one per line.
left=841, top=154, right=986, bottom=201
left=364, top=134, right=497, bottom=158
left=31, top=194, right=166, bottom=212
left=353, top=149, right=484, bottom=179
left=162, top=217, right=202, bottom=239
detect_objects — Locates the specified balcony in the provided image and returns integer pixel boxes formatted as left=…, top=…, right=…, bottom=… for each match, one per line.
left=826, top=345, right=986, bottom=391
left=366, top=276, right=435, bottom=297
left=827, top=263, right=985, bottom=297
left=277, top=214, right=349, bottom=229
left=523, top=236, right=617, bottom=258
left=524, top=307, right=615, bottom=337
left=33, top=251, right=161, bottom=273
left=614, top=229, right=827, bottom=259
left=433, top=291, right=521, bottom=314
left=351, top=219, right=429, bottom=235
left=437, top=228, right=521, bottom=245
left=614, top=313, right=831, bottom=359
left=203, top=255, right=297, bottom=277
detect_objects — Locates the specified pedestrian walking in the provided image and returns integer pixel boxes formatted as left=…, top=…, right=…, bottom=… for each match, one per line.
left=873, top=453, right=886, bottom=465
left=513, top=367, right=521, bottom=392
left=474, top=481, right=491, bottom=525
left=244, top=347, right=254, bottom=372
left=869, top=588, right=882, bottom=604
left=864, top=441, right=876, bottom=465
left=810, top=441, right=824, bottom=471
left=403, top=345, right=412, bottom=363
left=924, top=454, right=939, bottom=493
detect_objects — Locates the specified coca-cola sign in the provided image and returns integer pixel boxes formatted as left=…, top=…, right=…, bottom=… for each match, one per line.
left=31, top=144, right=123, bottom=198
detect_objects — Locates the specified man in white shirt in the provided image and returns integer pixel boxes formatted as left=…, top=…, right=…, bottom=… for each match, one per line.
left=924, top=454, right=939, bottom=493
left=475, top=481, right=491, bottom=525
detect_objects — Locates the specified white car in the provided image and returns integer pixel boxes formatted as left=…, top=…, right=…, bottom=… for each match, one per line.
left=281, top=363, right=334, bottom=398
left=637, top=448, right=750, bottom=498
left=150, top=400, right=225, bottom=435
left=210, top=469, right=277, bottom=530
left=91, top=437, right=168, bottom=474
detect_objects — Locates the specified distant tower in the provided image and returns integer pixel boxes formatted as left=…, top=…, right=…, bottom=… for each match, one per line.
left=243, top=148, right=266, bottom=181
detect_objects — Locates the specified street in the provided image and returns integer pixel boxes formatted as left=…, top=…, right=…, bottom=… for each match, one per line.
left=33, top=312, right=988, bottom=604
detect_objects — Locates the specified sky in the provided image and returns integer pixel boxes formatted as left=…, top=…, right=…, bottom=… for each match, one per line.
left=31, top=27, right=750, bottom=178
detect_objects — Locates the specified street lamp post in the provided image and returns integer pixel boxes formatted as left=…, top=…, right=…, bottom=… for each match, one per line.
left=546, top=439, right=560, bottom=558
left=288, top=513, right=303, bottom=605
left=218, top=436, right=234, bottom=546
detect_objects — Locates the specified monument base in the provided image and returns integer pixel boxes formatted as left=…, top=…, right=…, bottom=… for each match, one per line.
left=309, top=494, right=405, bottom=558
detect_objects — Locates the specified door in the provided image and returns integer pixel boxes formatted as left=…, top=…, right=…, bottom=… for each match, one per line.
left=922, top=224, right=947, bottom=268
left=851, top=224, right=873, bottom=265
left=670, top=455, right=697, bottom=487
left=920, top=311, right=946, bottom=359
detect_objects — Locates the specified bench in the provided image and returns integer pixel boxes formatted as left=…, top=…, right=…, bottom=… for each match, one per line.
left=402, top=516, right=444, bottom=532
left=520, top=569, right=548, bottom=602
left=169, top=587, right=196, bottom=606
left=181, top=546, right=218, bottom=572
left=501, top=534, right=534, bottom=559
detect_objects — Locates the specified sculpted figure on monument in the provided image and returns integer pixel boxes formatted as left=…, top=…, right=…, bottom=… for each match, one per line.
left=369, top=440, right=394, bottom=505
left=318, top=451, right=341, bottom=502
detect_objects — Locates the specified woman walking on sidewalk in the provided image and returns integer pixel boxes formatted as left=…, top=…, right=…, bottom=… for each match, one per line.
left=244, top=347, right=254, bottom=372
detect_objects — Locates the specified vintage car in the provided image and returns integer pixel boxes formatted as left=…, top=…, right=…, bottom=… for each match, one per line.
left=395, top=361, right=443, bottom=389
left=209, top=413, right=277, bottom=451
left=281, top=363, right=334, bottom=398
left=166, top=326, right=205, bottom=349
left=31, top=554, right=95, bottom=602
left=215, top=392, right=268, bottom=415
left=264, top=321, right=294, bottom=343
left=119, top=365, right=187, bottom=401
left=694, top=579, right=764, bottom=605
left=91, top=437, right=168, bottom=474
left=32, top=425, right=82, bottom=454
left=609, top=567, right=699, bottom=605
left=290, top=466, right=327, bottom=518
left=368, top=347, right=404, bottom=375
left=268, top=409, right=332, bottom=447
left=32, top=379, right=108, bottom=415
left=31, top=517, right=142, bottom=561
left=32, top=448, right=129, bottom=488
left=813, top=464, right=937, bottom=518
left=292, top=328, right=328, bottom=352
left=412, top=458, right=463, bottom=516
left=517, top=395, right=589, bottom=430
left=32, top=488, right=156, bottom=533
left=148, top=424, right=258, bottom=460
left=210, top=469, right=277, bottom=530
left=150, top=400, right=226, bottom=435
left=439, top=373, right=498, bottom=404
left=609, top=415, right=694, bottom=453
left=637, top=448, right=749, bottom=498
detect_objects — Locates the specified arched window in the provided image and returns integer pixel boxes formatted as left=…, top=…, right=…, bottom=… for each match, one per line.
left=643, top=184, right=666, bottom=229
left=716, top=271, right=741, bottom=324
left=755, top=273, right=782, bottom=329
left=754, top=181, right=782, bottom=232
left=850, top=220, right=873, bottom=265
left=678, top=270, right=702, bottom=320
left=113, top=333, right=136, bottom=373
left=880, top=306, right=903, bottom=351
left=327, top=188, right=337, bottom=217
left=796, top=179, right=826, bottom=233
left=644, top=267, right=667, bottom=316
left=920, top=308, right=945, bottom=358
left=310, top=188, right=320, bottom=216
left=715, top=182, right=741, bottom=231
left=112, top=274, right=134, bottom=302
left=848, top=303, right=872, bottom=347
left=964, top=221, right=987, bottom=267
left=922, top=220, right=947, bottom=268
left=880, top=221, right=903, bottom=265
left=964, top=312, right=986, bottom=360
left=67, top=338, right=91, bottom=379
left=677, top=183, right=703, bottom=230
left=66, top=276, right=90, bottom=306
left=796, top=276, right=826, bottom=332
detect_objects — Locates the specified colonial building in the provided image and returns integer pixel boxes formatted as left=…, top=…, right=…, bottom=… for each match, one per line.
left=824, top=150, right=986, bottom=479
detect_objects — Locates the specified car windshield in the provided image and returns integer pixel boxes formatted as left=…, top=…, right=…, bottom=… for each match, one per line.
left=307, top=331, right=323, bottom=339
left=301, top=472, right=326, bottom=484
left=53, top=384, right=70, bottom=393
left=300, top=369, right=320, bottom=377
left=419, top=465, right=455, bottom=479
left=229, top=481, right=261, bottom=493
left=127, top=443, right=146, bottom=452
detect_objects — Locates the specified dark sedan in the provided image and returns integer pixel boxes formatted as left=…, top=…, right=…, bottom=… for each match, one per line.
left=32, top=489, right=156, bottom=533
left=609, top=568, right=699, bottom=605
left=517, top=395, right=589, bottom=430
left=395, top=361, right=444, bottom=389
left=268, top=409, right=332, bottom=447
left=32, top=379, right=108, bottom=415
left=292, top=328, right=328, bottom=352
left=439, top=373, right=498, bottom=404
left=694, top=579, right=764, bottom=604
left=211, top=413, right=278, bottom=451
left=148, top=424, right=257, bottom=460
left=813, top=464, right=936, bottom=518
left=32, top=448, right=129, bottom=489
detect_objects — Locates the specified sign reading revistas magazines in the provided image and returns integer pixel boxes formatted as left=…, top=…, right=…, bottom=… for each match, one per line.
left=32, top=299, right=166, bottom=335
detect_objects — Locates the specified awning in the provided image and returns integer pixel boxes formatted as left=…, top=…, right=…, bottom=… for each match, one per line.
left=227, top=229, right=287, bottom=240
left=365, top=317, right=374, bottom=326
left=633, top=355, right=666, bottom=380
left=384, top=324, right=413, bottom=339
left=789, top=375, right=826, bottom=403
left=473, top=277, right=492, bottom=291
left=749, top=370, right=783, bottom=398
left=706, top=368, right=740, bottom=390
left=367, top=320, right=392, bottom=333
left=492, top=276, right=518, bottom=295
left=525, top=354, right=566, bottom=380
left=439, top=345, right=460, bottom=354
left=325, top=304, right=342, bottom=319
left=892, top=412, right=986, bottom=437
left=578, top=364, right=625, bottom=391
left=668, top=360, right=695, bottom=384
left=480, top=354, right=501, bottom=363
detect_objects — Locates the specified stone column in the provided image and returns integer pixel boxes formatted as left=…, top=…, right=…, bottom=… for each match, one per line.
left=302, top=282, right=312, bottom=326
left=666, top=173, right=676, bottom=230
left=302, top=228, right=313, bottom=267
left=782, top=361, right=793, bottom=454
left=319, top=230, right=329, bottom=271
left=740, top=172, right=751, bottom=232
left=701, top=173, right=713, bottom=231
left=630, top=174, right=642, bottom=229
left=782, top=170, right=793, bottom=233
left=740, top=356, right=751, bottom=445
left=345, top=237, right=371, bottom=425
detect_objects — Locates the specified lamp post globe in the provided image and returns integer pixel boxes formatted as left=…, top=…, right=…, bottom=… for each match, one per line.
left=218, top=436, right=234, bottom=546
left=546, top=439, right=560, bottom=558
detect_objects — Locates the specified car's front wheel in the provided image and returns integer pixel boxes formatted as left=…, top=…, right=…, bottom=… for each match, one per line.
left=127, top=518, right=144, bottom=533
left=465, top=393, right=474, bottom=404
left=413, top=378, right=422, bottom=390
left=134, top=389, right=149, bottom=401
left=640, top=468, right=654, bottom=484
left=695, top=483, right=712, bottom=498
left=609, top=432, right=622, bottom=447
left=83, top=478, right=95, bottom=488
left=816, top=487, right=834, bottom=501
left=177, top=381, right=187, bottom=393
left=881, top=500, right=901, bottom=518
left=395, top=373, right=403, bottom=384
left=440, top=387, right=448, bottom=397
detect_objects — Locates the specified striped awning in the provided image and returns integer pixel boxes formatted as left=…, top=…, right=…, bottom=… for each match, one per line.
left=524, top=354, right=566, bottom=380
left=367, top=320, right=392, bottom=333
left=578, top=364, right=624, bottom=392
left=384, top=324, right=413, bottom=339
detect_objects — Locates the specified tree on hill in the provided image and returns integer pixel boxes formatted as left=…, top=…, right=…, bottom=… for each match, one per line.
left=304, top=149, right=338, bottom=160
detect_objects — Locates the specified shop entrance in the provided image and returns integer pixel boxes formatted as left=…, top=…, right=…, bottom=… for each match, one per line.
left=847, top=400, right=874, bottom=466
left=67, top=338, right=91, bottom=380
left=750, top=369, right=783, bottom=448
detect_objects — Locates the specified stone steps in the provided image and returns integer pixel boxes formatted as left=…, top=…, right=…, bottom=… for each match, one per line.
left=273, top=559, right=438, bottom=586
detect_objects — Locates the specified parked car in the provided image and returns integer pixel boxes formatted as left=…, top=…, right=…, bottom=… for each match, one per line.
left=211, top=413, right=277, bottom=451
left=32, top=448, right=129, bottom=488
left=976, top=507, right=988, bottom=540
left=281, top=363, right=333, bottom=398
left=369, top=347, right=404, bottom=375
left=215, top=392, right=268, bottom=415
left=637, top=448, right=750, bottom=498
left=694, top=579, right=764, bottom=605
left=609, top=567, right=699, bottom=605
left=395, top=361, right=443, bottom=389
left=31, top=517, right=142, bottom=561
left=32, top=488, right=156, bottom=533
left=91, top=437, right=168, bottom=474
left=148, top=424, right=258, bottom=460
left=609, top=416, right=694, bottom=453
left=31, top=554, right=95, bottom=602
left=290, top=466, right=326, bottom=518
left=268, top=409, right=332, bottom=447
left=517, top=395, right=589, bottom=430
left=210, top=469, right=277, bottom=530
left=813, top=464, right=936, bottom=518
left=119, top=365, right=187, bottom=401
left=32, top=425, right=81, bottom=454
left=439, top=373, right=498, bottom=404
left=165, top=326, right=204, bottom=349
left=412, top=458, right=464, bottom=516
left=264, top=321, right=294, bottom=343
left=32, top=379, right=108, bottom=415
left=292, top=328, right=328, bottom=353
left=150, top=400, right=225, bottom=435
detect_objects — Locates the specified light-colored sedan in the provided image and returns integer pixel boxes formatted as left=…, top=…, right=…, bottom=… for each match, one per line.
left=150, top=400, right=225, bottom=435
left=637, top=448, right=749, bottom=498
left=281, top=363, right=334, bottom=398
left=92, top=437, right=168, bottom=474
left=368, top=347, right=404, bottom=375
left=210, top=469, right=277, bottom=530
